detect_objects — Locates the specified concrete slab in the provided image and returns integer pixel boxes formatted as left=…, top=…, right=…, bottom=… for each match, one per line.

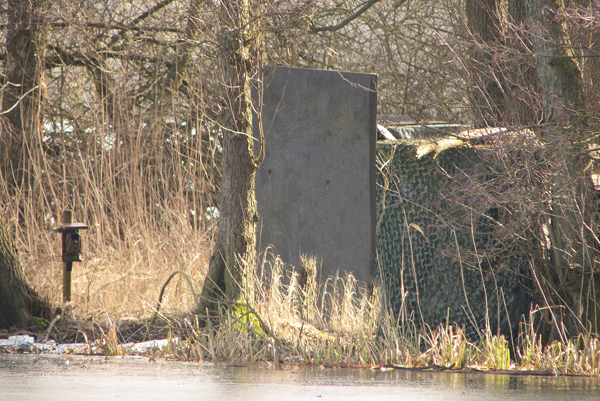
left=256, top=67, right=377, bottom=283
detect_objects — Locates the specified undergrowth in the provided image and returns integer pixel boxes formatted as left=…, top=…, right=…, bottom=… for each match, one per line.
left=124, top=251, right=600, bottom=376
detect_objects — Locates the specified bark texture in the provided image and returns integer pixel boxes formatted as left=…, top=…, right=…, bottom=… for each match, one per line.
left=464, top=0, right=600, bottom=339
left=525, top=0, right=584, bottom=123
left=465, top=0, right=507, bottom=127
left=466, top=0, right=543, bottom=127
left=524, top=0, right=598, bottom=339
left=0, top=213, right=50, bottom=329
left=1, top=0, right=48, bottom=188
left=196, top=0, right=260, bottom=315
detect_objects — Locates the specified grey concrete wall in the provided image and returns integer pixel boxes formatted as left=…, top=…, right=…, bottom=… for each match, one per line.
left=256, top=67, right=377, bottom=283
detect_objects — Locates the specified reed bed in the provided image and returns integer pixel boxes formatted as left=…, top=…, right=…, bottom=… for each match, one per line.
left=118, top=252, right=599, bottom=376
left=1, top=92, right=218, bottom=319
left=4, top=128, right=599, bottom=374
left=6, top=149, right=600, bottom=375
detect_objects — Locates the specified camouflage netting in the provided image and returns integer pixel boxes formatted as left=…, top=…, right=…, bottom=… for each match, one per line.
left=375, top=141, right=536, bottom=341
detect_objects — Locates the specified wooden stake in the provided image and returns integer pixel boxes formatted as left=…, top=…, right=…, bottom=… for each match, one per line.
left=62, top=210, right=73, bottom=303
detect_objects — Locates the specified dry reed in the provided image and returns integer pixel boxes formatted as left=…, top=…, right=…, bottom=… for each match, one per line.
left=1, top=79, right=218, bottom=318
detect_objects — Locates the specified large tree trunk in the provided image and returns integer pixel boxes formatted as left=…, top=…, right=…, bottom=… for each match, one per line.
left=463, top=0, right=600, bottom=339
left=524, top=0, right=599, bottom=338
left=0, top=0, right=52, bottom=330
left=0, top=213, right=50, bottom=329
left=573, top=0, right=600, bottom=123
left=505, top=0, right=543, bottom=126
left=196, top=0, right=260, bottom=315
left=526, top=0, right=583, bottom=124
left=1, top=0, right=48, bottom=189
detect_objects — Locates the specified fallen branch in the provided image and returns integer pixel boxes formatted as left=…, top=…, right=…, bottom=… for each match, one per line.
left=412, top=127, right=532, bottom=159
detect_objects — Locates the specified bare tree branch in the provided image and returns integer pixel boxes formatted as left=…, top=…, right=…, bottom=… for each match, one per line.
left=106, top=0, right=179, bottom=49
left=310, top=0, right=407, bottom=33
left=0, top=22, right=184, bottom=33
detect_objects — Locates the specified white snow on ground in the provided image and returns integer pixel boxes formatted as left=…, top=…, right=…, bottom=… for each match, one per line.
left=0, top=335, right=178, bottom=354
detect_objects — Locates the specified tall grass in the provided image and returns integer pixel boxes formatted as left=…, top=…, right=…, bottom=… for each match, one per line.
left=5, top=121, right=600, bottom=374
left=1, top=79, right=218, bottom=318
left=0, top=1, right=225, bottom=318
left=139, top=251, right=599, bottom=375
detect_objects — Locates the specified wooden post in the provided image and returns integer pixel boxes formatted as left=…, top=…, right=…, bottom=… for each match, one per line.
left=62, top=210, right=73, bottom=303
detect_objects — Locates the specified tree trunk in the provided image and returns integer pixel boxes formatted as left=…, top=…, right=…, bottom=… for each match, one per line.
left=525, top=0, right=598, bottom=338
left=196, top=0, right=260, bottom=315
left=0, top=213, right=50, bottom=329
left=465, top=0, right=507, bottom=127
left=0, top=0, right=52, bottom=330
left=525, top=0, right=584, bottom=124
left=573, top=0, right=600, bottom=123
left=505, top=0, right=543, bottom=126
left=1, top=0, right=48, bottom=189
left=466, top=0, right=543, bottom=127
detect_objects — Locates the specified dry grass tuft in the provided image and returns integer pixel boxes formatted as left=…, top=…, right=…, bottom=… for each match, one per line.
left=149, top=251, right=600, bottom=375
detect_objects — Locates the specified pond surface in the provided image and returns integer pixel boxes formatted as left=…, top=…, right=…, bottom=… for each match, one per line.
left=1, top=354, right=599, bottom=401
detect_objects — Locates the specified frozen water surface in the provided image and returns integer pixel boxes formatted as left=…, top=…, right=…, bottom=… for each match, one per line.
left=1, top=354, right=599, bottom=401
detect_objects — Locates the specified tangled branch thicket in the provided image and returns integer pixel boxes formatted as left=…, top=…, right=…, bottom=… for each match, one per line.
left=441, top=2, right=600, bottom=341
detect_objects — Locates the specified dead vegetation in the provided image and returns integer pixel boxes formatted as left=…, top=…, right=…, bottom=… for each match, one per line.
left=2, top=251, right=599, bottom=377
left=1, top=0, right=600, bottom=377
